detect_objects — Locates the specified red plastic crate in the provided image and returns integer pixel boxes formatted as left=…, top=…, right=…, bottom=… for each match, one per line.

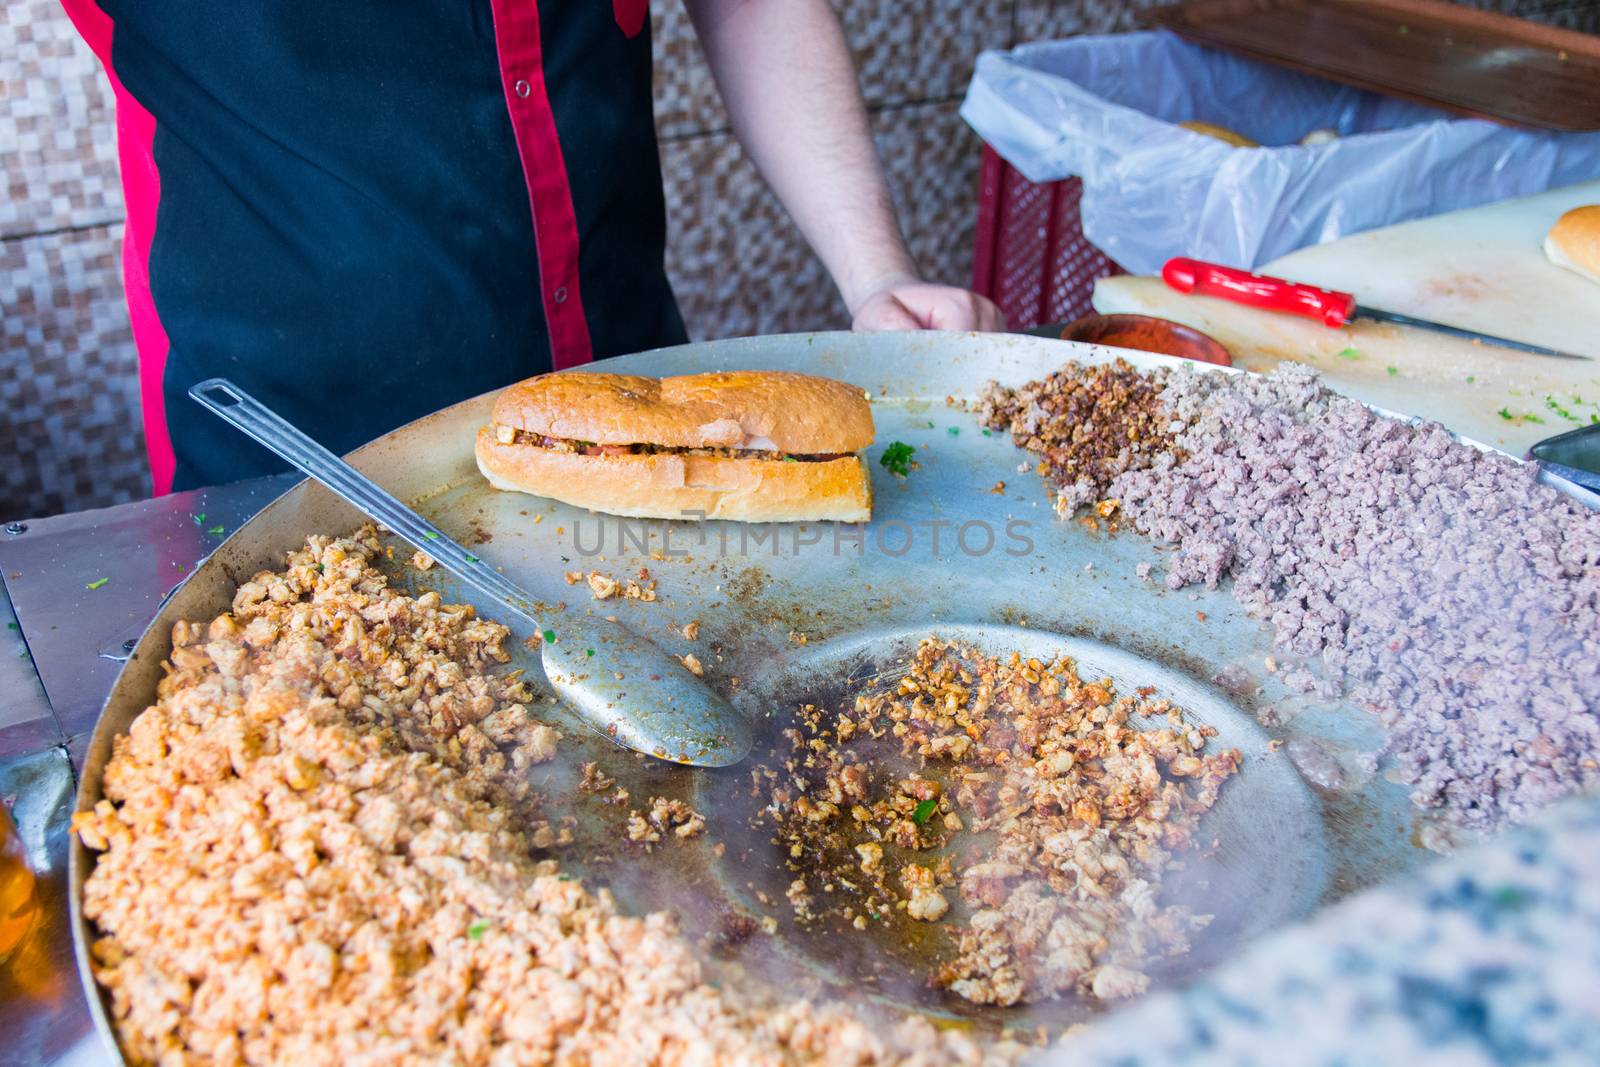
left=971, top=144, right=1124, bottom=330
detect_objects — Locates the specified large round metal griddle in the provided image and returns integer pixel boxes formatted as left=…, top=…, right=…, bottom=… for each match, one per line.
left=71, top=332, right=1452, bottom=1061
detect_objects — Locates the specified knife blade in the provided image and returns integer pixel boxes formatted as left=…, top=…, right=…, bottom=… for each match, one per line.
left=1161, top=257, right=1593, bottom=362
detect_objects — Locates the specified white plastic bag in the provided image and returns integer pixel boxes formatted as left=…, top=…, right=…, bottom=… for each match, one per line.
left=961, top=31, right=1600, bottom=275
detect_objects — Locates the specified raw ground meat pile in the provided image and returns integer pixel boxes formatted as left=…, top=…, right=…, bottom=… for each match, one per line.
left=74, top=529, right=1008, bottom=1066
left=987, top=360, right=1600, bottom=833
left=758, top=637, right=1238, bottom=1006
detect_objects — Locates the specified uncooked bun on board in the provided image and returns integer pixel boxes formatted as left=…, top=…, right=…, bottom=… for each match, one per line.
left=475, top=370, right=875, bottom=523
left=1544, top=205, right=1600, bottom=285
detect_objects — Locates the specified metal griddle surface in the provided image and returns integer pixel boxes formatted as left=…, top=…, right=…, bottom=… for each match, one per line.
left=71, top=332, right=1437, bottom=1059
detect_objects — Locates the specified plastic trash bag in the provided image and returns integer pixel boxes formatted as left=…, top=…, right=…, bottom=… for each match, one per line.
left=961, top=30, right=1600, bottom=275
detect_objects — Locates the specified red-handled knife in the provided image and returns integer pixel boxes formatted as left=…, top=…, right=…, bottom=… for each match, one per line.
left=1161, top=257, right=1590, bottom=361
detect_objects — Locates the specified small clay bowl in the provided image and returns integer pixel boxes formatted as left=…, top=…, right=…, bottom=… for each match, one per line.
left=1060, top=313, right=1232, bottom=367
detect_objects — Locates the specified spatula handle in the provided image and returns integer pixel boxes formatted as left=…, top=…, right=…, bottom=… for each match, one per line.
left=189, top=378, right=543, bottom=627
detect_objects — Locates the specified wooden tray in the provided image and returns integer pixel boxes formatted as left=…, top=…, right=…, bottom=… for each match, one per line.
left=1154, top=0, right=1600, bottom=131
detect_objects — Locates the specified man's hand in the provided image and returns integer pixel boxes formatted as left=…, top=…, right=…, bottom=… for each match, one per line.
left=851, top=276, right=1007, bottom=332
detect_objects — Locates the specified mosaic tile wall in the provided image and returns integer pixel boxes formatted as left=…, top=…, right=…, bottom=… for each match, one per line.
left=3, top=0, right=1596, bottom=521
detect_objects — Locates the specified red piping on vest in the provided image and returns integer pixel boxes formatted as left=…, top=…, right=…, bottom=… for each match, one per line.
left=486, top=0, right=595, bottom=371
left=59, top=0, right=178, bottom=495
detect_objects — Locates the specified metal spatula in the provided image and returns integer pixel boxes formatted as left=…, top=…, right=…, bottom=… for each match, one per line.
left=189, top=378, right=752, bottom=767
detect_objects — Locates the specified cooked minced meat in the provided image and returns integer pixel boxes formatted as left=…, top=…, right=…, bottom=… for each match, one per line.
left=976, top=359, right=1181, bottom=513
left=74, top=529, right=1004, bottom=1066
left=761, top=637, right=1239, bottom=1006
left=1109, top=363, right=1600, bottom=833
left=495, top=426, right=849, bottom=462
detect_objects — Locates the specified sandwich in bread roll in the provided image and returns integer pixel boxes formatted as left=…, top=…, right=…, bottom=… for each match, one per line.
left=1545, top=205, right=1600, bottom=286
left=475, top=370, right=875, bottom=522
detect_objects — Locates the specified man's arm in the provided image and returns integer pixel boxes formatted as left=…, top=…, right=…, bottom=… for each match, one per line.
left=682, top=0, right=1004, bottom=332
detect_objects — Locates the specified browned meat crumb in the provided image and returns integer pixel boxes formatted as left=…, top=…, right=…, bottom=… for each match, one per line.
left=682, top=653, right=705, bottom=677
left=409, top=548, right=435, bottom=570
left=579, top=761, right=617, bottom=793
left=624, top=578, right=658, bottom=602
left=760, top=637, right=1237, bottom=1007
left=683, top=620, right=702, bottom=641
left=74, top=529, right=1013, bottom=1067
left=588, top=571, right=621, bottom=599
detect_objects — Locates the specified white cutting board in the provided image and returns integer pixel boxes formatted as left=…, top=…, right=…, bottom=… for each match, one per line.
left=1094, top=182, right=1600, bottom=455
left=1263, top=181, right=1600, bottom=356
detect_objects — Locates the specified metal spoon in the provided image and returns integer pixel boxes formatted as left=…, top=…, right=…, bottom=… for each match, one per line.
left=189, top=378, right=752, bottom=767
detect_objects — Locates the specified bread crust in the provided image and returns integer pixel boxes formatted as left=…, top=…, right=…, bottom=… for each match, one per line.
left=489, top=370, right=875, bottom=453
left=475, top=429, right=873, bottom=523
left=1545, top=205, right=1600, bottom=285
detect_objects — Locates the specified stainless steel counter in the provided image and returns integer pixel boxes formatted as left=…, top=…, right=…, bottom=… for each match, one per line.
left=0, top=473, right=294, bottom=1067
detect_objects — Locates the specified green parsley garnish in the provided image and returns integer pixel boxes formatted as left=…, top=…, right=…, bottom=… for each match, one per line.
left=911, top=798, right=938, bottom=824
left=1336, top=346, right=1360, bottom=360
left=542, top=629, right=557, bottom=644
left=1498, top=407, right=1514, bottom=420
left=313, top=563, right=324, bottom=574
left=86, top=578, right=109, bottom=590
left=1386, top=366, right=1398, bottom=377
left=207, top=524, right=225, bottom=536
left=879, top=441, right=915, bottom=477
left=467, top=920, right=490, bottom=940
left=585, top=648, right=595, bottom=657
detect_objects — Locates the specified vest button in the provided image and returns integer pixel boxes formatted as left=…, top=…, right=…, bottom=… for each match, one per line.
left=553, top=287, right=569, bottom=304
left=514, top=79, right=531, bottom=99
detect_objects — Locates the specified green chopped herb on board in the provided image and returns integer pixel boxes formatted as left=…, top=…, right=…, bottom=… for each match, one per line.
left=1465, top=376, right=1476, bottom=383
left=423, top=531, right=439, bottom=540
left=982, top=429, right=993, bottom=437
left=467, top=920, right=490, bottom=940
left=1525, top=414, right=1544, bottom=424
left=1386, top=366, right=1399, bottom=377
left=880, top=441, right=915, bottom=477
left=925, top=420, right=935, bottom=429
left=585, top=648, right=595, bottom=657
left=207, top=525, right=225, bottom=536
left=1498, top=407, right=1514, bottom=420
left=1336, top=346, right=1360, bottom=361
left=86, top=577, right=109, bottom=590
left=947, top=426, right=960, bottom=436
left=911, top=798, right=938, bottom=824
left=465, top=554, right=480, bottom=563
left=1546, top=396, right=1578, bottom=422
left=191, top=513, right=206, bottom=526
left=542, top=629, right=557, bottom=644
